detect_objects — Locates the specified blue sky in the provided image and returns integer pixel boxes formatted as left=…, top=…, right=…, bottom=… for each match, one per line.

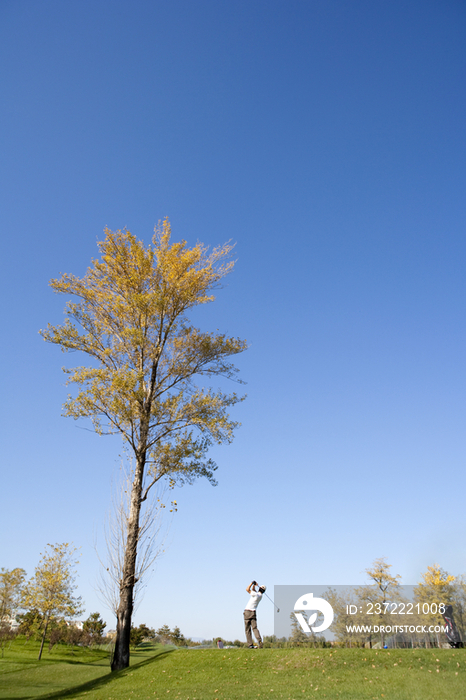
left=1, top=0, right=466, bottom=641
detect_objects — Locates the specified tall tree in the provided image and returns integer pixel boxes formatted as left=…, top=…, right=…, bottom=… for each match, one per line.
left=414, top=563, right=456, bottom=646
left=41, top=220, right=247, bottom=670
left=22, top=543, right=83, bottom=660
left=0, top=567, right=26, bottom=622
left=356, top=557, right=403, bottom=648
left=414, top=564, right=456, bottom=618
left=323, top=587, right=366, bottom=647
left=452, top=574, right=466, bottom=641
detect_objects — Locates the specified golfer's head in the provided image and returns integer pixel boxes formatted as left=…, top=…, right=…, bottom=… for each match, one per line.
left=259, top=585, right=266, bottom=594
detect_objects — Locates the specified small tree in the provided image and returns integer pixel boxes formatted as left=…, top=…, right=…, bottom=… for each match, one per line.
left=0, top=622, right=17, bottom=658
left=22, top=543, right=83, bottom=660
left=155, top=623, right=172, bottom=644
left=48, top=619, right=70, bottom=651
left=41, top=221, right=247, bottom=670
left=0, top=568, right=26, bottom=622
left=130, top=623, right=154, bottom=646
left=65, top=624, right=84, bottom=649
left=17, top=609, right=43, bottom=639
left=289, top=610, right=311, bottom=646
left=171, top=626, right=186, bottom=646
left=83, top=612, right=106, bottom=644
left=155, top=623, right=186, bottom=645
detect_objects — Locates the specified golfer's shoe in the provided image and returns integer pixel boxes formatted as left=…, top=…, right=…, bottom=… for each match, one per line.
left=248, top=644, right=255, bottom=648
left=258, top=642, right=263, bottom=648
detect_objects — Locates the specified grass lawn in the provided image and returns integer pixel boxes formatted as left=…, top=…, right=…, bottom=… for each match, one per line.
left=1, top=640, right=464, bottom=700
left=0, top=638, right=170, bottom=699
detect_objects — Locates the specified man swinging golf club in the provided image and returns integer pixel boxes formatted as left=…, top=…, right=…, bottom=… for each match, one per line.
left=244, top=580, right=266, bottom=648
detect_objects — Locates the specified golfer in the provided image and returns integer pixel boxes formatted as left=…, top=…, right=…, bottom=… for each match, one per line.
left=244, top=580, right=265, bottom=648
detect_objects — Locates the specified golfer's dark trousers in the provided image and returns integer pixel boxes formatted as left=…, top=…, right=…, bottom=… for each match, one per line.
left=244, top=609, right=262, bottom=646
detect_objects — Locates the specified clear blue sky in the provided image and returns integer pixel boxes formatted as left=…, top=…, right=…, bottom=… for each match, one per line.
left=1, top=0, right=465, bottom=641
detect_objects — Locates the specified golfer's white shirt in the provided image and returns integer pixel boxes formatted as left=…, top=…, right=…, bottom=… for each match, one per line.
left=245, top=590, right=263, bottom=611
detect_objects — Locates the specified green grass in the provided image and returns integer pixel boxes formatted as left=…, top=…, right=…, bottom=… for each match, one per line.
left=1, top=640, right=465, bottom=700
left=0, top=638, right=170, bottom=699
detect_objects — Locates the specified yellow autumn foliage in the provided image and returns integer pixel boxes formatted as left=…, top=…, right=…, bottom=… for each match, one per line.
left=40, top=218, right=247, bottom=486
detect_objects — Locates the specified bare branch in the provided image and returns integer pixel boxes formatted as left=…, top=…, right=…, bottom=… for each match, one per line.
left=96, top=459, right=173, bottom=616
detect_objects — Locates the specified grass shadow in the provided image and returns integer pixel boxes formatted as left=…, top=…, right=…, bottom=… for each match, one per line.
left=1, top=647, right=175, bottom=700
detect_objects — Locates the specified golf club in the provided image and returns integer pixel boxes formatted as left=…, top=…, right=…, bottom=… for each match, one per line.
left=263, top=590, right=280, bottom=613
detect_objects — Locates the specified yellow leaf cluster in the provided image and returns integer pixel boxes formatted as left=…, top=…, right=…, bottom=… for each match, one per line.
left=22, top=543, right=82, bottom=621
left=40, top=220, right=247, bottom=490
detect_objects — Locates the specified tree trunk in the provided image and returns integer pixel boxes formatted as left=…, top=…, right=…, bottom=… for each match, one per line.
left=38, top=613, right=50, bottom=661
left=111, top=454, right=145, bottom=671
